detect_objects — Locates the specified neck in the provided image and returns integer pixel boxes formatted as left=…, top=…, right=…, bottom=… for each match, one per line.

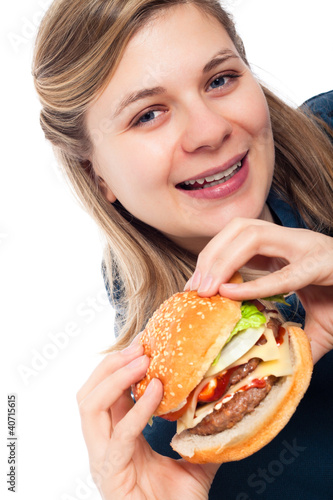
left=258, top=203, right=275, bottom=224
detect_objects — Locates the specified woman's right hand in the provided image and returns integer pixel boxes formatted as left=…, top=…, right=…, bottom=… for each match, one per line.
left=76, top=338, right=219, bottom=500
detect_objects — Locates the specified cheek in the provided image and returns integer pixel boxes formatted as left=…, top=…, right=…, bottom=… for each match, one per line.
left=253, top=107, right=273, bottom=152
left=240, top=89, right=275, bottom=170
left=131, top=133, right=175, bottom=180
left=235, top=85, right=275, bottom=195
left=241, top=88, right=271, bottom=137
left=96, top=137, right=169, bottom=197
left=249, top=88, right=273, bottom=144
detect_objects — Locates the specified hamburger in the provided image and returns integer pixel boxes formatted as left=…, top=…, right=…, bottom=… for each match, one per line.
left=133, top=272, right=313, bottom=464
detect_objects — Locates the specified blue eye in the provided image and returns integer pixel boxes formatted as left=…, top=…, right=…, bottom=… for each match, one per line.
left=210, top=76, right=227, bottom=89
left=207, top=73, right=240, bottom=93
left=139, top=110, right=156, bottom=123
left=133, top=109, right=164, bottom=127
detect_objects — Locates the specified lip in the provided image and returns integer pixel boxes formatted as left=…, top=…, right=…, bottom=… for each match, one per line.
left=176, top=151, right=249, bottom=200
left=176, top=151, right=248, bottom=186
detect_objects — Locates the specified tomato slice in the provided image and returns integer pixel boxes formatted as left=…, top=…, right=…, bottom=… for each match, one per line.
left=197, top=366, right=238, bottom=404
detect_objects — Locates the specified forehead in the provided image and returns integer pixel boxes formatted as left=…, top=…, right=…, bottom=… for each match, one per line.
left=86, top=4, right=235, bottom=127
left=118, top=4, right=233, bottom=77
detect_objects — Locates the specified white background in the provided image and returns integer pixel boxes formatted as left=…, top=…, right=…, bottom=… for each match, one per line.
left=1, top=0, right=332, bottom=498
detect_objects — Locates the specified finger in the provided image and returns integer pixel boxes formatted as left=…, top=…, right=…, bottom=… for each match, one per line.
left=106, top=378, right=164, bottom=476
left=195, top=224, right=302, bottom=297
left=110, top=389, right=135, bottom=428
left=78, top=355, right=150, bottom=462
left=77, top=339, right=143, bottom=404
left=184, top=219, right=275, bottom=293
left=184, top=217, right=255, bottom=291
left=218, top=260, right=319, bottom=300
left=198, top=224, right=309, bottom=296
left=197, top=218, right=270, bottom=268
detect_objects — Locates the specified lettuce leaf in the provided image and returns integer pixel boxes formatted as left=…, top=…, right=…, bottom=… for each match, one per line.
left=262, top=294, right=290, bottom=305
left=211, top=302, right=266, bottom=367
left=226, top=302, right=266, bottom=344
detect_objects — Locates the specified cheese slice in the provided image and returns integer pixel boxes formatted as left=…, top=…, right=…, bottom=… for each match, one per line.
left=229, top=327, right=280, bottom=366
left=251, top=329, right=292, bottom=378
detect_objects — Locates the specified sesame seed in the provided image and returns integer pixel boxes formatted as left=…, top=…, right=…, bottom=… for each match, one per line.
left=177, top=384, right=183, bottom=389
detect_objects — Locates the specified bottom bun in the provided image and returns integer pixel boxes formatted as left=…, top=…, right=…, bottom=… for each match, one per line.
left=171, top=326, right=313, bottom=464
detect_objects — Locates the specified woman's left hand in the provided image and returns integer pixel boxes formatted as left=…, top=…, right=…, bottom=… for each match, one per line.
left=185, top=218, right=333, bottom=363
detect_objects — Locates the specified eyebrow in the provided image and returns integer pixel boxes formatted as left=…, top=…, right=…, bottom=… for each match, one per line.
left=202, top=49, right=239, bottom=73
left=112, top=87, right=166, bottom=119
left=112, top=49, right=239, bottom=119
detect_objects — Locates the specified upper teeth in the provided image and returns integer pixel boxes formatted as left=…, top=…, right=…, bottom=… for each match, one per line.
left=183, top=161, right=242, bottom=186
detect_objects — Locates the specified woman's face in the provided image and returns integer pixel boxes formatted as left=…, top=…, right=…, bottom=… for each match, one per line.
left=86, top=5, right=275, bottom=254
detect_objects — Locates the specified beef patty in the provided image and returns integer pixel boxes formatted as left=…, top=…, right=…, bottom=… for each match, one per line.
left=189, top=375, right=277, bottom=436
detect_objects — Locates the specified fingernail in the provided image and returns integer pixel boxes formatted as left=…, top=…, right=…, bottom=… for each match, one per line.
left=184, top=270, right=201, bottom=291
left=198, top=275, right=213, bottom=293
left=121, top=342, right=143, bottom=356
left=184, top=270, right=202, bottom=292
left=145, top=378, right=161, bottom=396
left=220, top=283, right=239, bottom=289
left=130, top=355, right=149, bottom=369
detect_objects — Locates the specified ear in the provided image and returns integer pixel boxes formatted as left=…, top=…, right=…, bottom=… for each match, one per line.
left=97, top=177, right=117, bottom=203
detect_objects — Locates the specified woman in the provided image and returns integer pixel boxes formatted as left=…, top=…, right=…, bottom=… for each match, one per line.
left=33, top=0, right=333, bottom=498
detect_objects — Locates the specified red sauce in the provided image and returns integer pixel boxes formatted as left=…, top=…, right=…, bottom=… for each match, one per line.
left=238, top=378, right=267, bottom=392
left=215, top=378, right=267, bottom=408
left=197, top=366, right=239, bottom=403
left=275, top=326, right=286, bottom=346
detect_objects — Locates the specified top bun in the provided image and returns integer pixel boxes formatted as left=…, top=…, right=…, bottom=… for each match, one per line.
left=133, top=273, right=243, bottom=415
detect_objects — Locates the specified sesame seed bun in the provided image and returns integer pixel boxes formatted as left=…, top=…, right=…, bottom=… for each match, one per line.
left=133, top=274, right=243, bottom=416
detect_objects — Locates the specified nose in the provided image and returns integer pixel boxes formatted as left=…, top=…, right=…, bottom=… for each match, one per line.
left=180, top=99, right=232, bottom=153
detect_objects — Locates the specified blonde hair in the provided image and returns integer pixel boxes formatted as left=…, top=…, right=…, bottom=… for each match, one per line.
left=33, top=0, right=333, bottom=349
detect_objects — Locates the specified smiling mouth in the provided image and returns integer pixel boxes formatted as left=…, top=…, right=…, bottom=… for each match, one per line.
left=177, top=159, right=243, bottom=191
